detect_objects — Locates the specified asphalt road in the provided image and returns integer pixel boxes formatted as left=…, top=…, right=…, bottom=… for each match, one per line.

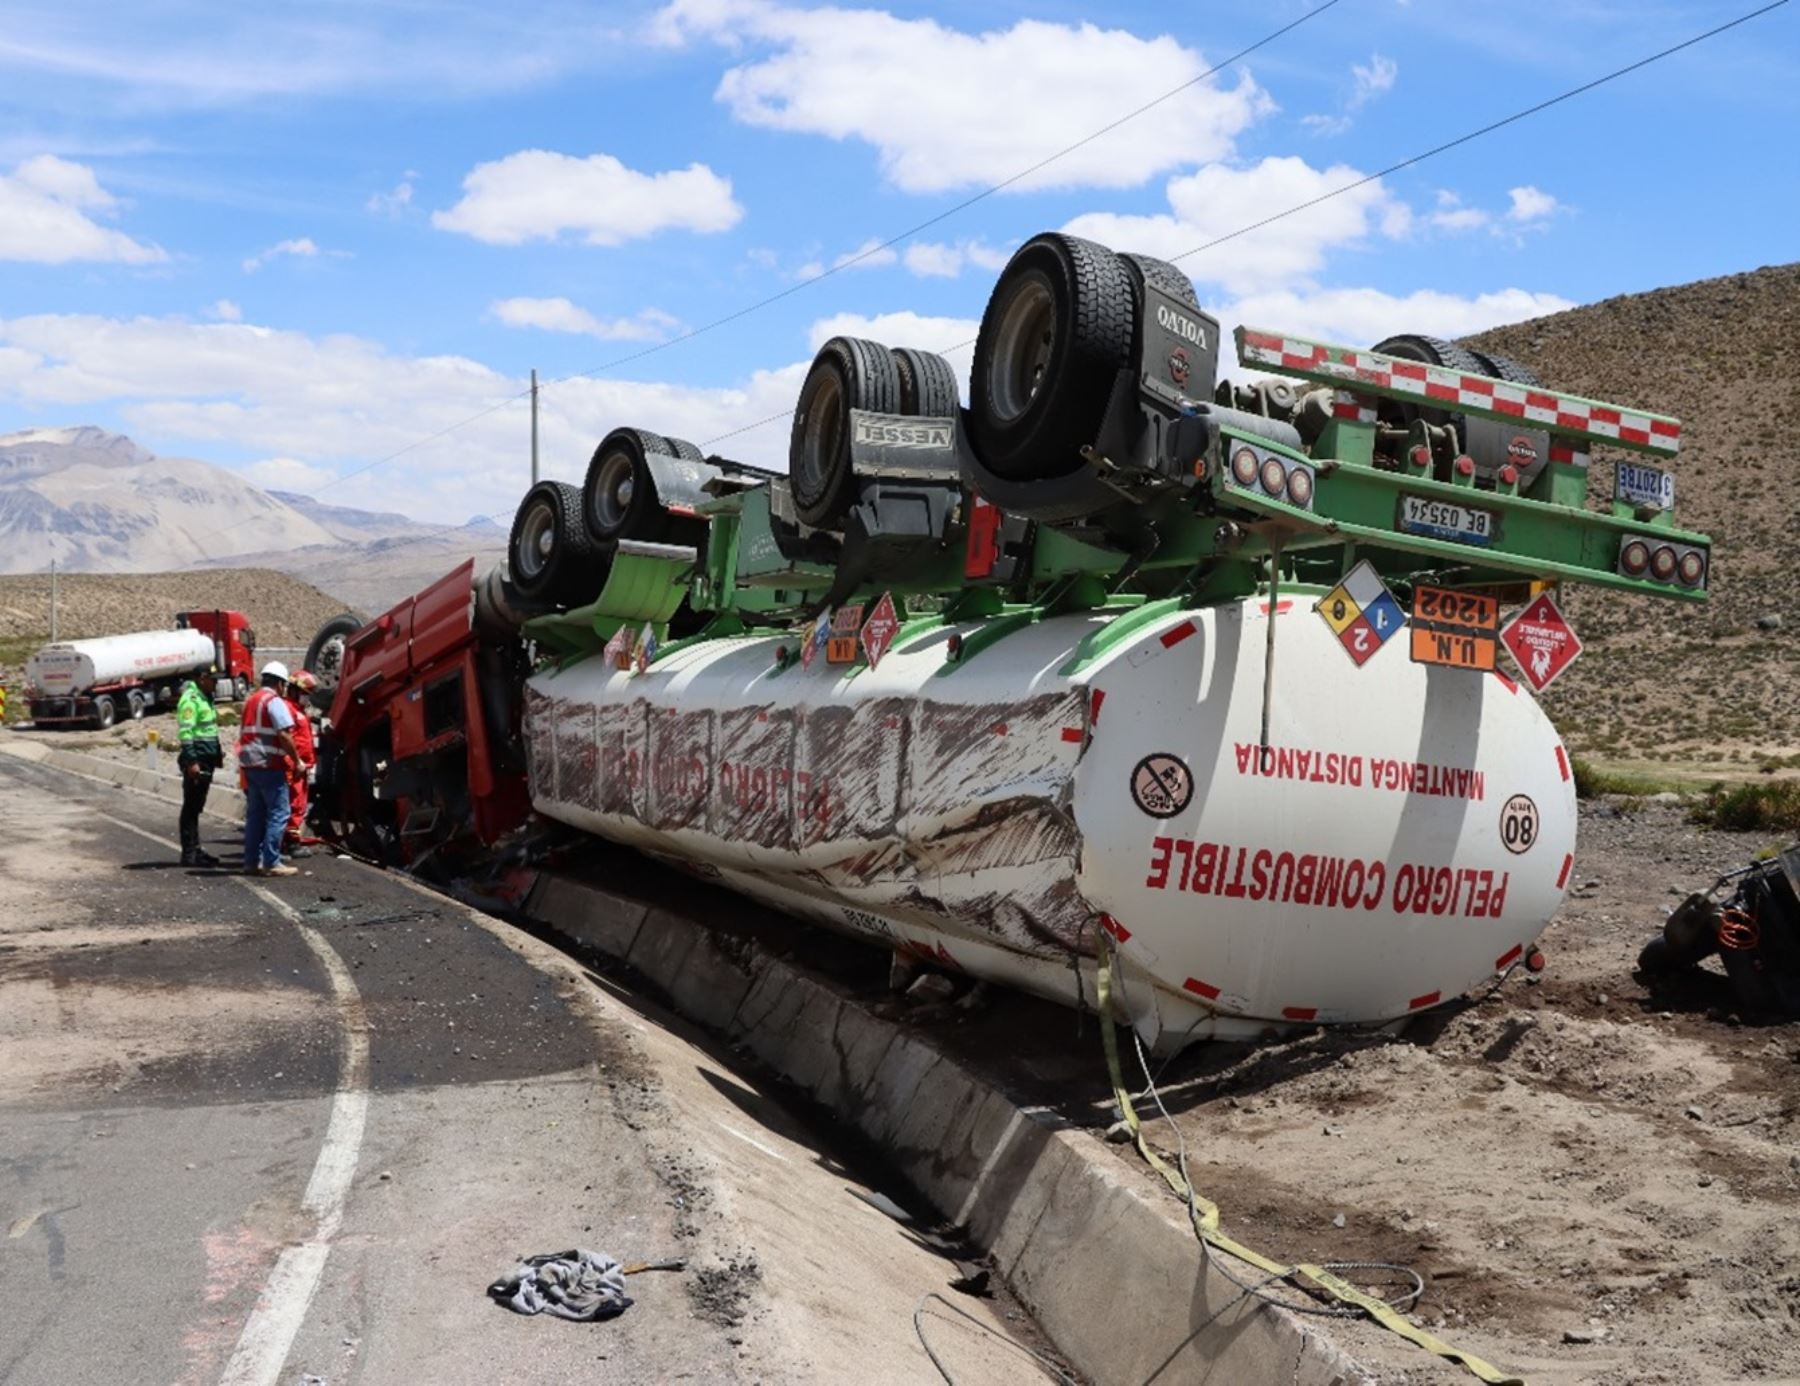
left=0, top=753, right=1037, bottom=1385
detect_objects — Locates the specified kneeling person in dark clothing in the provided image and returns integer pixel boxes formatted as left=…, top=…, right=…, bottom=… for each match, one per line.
left=176, top=667, right=225, bottom=866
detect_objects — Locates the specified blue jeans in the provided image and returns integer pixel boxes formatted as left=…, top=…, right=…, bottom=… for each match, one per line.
left=243, top=767, right=292, bottom=870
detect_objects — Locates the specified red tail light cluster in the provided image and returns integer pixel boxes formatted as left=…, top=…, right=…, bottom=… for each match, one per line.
left=1225, top=441, right=1316, bottom=512
left=1619, top=534, right=1706, bottom=590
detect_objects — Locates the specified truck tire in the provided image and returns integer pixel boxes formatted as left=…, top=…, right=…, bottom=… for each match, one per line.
left=970, top=233, right=1134, bottom=482
left=1121, top=252, right=1199, bottom=309
left=305, top=612, right=364, bottom=709
left=790, top=336, right=902, bottom=529
left=584, top=428, right=674, bottom=546
left=127, top=689, right=146, bottom=720
left=93, top=694, right=116, bottom=730
left=890, top=347, right=960, bottom=417
left=1371, top=334, right=1488, bottom=427
left=509, top=480, right=609, bottom=607
left=661, top=434, right=707, bottom=462
left=1469, top=348, right=1542, bottom=387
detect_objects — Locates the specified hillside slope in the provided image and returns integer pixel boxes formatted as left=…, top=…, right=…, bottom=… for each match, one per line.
left=1466, top=262, right=1800, bottom=764
left=0, top=569, right=353, bottom=647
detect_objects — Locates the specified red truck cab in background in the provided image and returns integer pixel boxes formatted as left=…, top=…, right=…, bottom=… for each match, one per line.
left=176, top=609, right=258, bottom=696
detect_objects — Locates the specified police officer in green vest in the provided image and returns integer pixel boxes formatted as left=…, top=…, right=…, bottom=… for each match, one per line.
left=177, top=667, right=224, bottom=866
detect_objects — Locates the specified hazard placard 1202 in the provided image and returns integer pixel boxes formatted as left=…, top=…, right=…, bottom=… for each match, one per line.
left=826, top=604, right=863, bottom=665
left=1409, top=586, right=1499, bottom=672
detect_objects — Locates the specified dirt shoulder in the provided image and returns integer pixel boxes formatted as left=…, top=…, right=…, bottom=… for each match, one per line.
left=1087, top=801, right=1799, bottom=1383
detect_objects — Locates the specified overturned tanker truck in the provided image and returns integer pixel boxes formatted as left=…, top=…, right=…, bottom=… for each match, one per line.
left=305, top=232, right=1710, bottom=1053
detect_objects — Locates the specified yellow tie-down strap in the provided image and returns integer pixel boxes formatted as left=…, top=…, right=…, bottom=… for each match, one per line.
left=1094, top=937, right=1525, bottom=1386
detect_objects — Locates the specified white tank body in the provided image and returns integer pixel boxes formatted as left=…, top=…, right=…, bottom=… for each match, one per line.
left=525, top=597, right=1575, bottom=1051
left=25, top=628, right=216, bottom=696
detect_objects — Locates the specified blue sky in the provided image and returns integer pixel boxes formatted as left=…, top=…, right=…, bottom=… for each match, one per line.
left=0, top=0, right=1792, bottom=524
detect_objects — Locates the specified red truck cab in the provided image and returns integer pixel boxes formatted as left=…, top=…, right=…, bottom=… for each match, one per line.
left=175, top=609, right=257, bottom=698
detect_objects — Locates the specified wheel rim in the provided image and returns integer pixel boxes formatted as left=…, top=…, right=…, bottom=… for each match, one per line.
left=592, top=450, right=636, bottom=536
left=515, top=499, right=556, bottom=580
left=988, top=272, right=1056, bottom=424
left=795, top=370, right=844, bottom=505
left=314, top=635, right=346, bottom=692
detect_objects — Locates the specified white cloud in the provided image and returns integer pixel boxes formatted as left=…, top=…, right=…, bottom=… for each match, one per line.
left=367, top=173, right=417, bottom=216
left=0, top=309, right=815, bottom=522
left=207, top=299, right=242, bottom=321
left=1300, top=113, right=1352, bottom=137
left=491, top=296, right=682, bottom=342
left=1218, top=285, right=1576, bottom=355
left=807, top=310, right=980, bottom=356
left=901, top=239, right=1011, bottom=279
left=1350, top=53, right=1398, bottom=108
left=1506, top=185, right=1560, bottom=223
left=0, top=9, right=627, bottom=109
left=1302, top=52, right=1396, bottom=135
left=0, top=155, right=165, bottom=265
left=242, top=236, right=323, bottom=272
left=1429, top=190, right=1490, bottom=232
left=1064, top=157, right=1408, bottom=296
left=433, top=149, right=741, bottom=247
left=243, top=455, right=335, bottom=492
left=652, top=1, right=1270, bottom=194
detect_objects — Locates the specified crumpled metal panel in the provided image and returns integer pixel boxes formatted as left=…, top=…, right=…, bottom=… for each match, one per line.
left=647, top=705, right=710, bottom=831
left=793, top=699, right=907, bottom=849
left=553, top=699, right=598, bottom=813
left=595, top=698, right=646, bottom=818
left=524, top=684, right=558, bottom=802
left=713, top=705, right=797, bottom=849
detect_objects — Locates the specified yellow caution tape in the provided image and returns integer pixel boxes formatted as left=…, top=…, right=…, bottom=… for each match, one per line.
left=1095, top=935, right=1525, bottom=1386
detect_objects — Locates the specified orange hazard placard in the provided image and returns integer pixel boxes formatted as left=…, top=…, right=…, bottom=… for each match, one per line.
left=1409, top=585, right=1499, bottom=672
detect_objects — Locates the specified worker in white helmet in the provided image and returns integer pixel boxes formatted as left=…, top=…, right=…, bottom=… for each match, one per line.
left=238, top=660, right=301, bottom=876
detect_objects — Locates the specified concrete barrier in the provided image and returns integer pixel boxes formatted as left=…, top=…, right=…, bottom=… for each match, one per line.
left=0, top=736, right=243, bottom=821
left=523, top=873, right=1374, bottom=1386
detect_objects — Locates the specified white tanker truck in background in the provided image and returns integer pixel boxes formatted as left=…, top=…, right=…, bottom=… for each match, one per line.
left=24, top=609, right=257, bottom=729
left=305, top=231, right=1709, bottom=1053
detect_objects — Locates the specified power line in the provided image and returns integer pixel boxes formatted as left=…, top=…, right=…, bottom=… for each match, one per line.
left=309, top=0, right=1788, bottom=511
left=697, top=0, right=1792, bottom=449
left=309, top=388, right=532, bottom=497
left=1165, top=0, right=1790, bottom=267
left=304, top=4, right=1345, bottom=496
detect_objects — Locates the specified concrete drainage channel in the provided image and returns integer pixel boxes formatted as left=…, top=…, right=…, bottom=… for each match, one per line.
left=1, top=735, right=1373, bottom=1384
left=522, top=869, right=1373, bottom=1386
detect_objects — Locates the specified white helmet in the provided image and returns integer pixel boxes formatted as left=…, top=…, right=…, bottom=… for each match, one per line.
left=262, top=660, right=290, bottom=682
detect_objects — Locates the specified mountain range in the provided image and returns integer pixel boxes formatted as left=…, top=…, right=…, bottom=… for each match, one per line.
left=0, top=426, right=502, bottom=611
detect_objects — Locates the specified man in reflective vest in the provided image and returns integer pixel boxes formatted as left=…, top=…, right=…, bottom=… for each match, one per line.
left=238, top=661, right=301, bottom=877
left=283, top=671, right=318, bottom=855
left=176, top=666, right=224, bottom=866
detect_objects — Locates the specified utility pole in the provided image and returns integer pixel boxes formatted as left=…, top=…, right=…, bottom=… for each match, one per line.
left=530, top=368, right=540, bottom=486
left=49, top=557, right=58, bottom=642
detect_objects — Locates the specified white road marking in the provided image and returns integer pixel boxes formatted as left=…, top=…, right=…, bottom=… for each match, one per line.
left=88, top=810, right=369, bottom=1386
left=716, top=1120, right=789, bottom=1163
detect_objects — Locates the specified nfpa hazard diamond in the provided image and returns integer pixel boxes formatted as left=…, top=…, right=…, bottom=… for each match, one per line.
left=1315, top=559, right=1403, bottom=668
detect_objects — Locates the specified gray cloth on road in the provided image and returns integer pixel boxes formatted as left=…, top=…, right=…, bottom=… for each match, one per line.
left=487, top=1249, right=634, bottom=1322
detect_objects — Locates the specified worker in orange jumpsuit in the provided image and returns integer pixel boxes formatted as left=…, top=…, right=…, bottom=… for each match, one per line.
left=283, top=671, right=318, bottom=855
